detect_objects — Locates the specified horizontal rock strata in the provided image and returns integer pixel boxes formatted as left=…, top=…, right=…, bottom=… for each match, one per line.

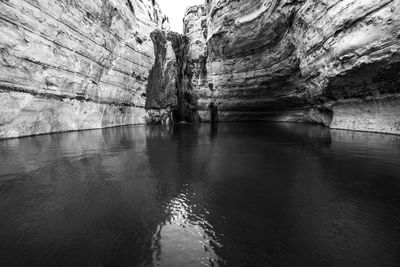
left=184, top=0, right=400, bottom=134
left=1, top=0, right=400, bottom=137
left=0, top=0, right=168, bottom=138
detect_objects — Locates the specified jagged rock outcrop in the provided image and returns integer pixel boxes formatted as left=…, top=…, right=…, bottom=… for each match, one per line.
left=0, top=0, right=169, bottom=138
left=185, top=0, right=400, bottom=134
left=146, top=29, right=199, bottom=124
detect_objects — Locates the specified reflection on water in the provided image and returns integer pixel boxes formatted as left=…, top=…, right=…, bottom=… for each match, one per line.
left=152, top=189, right=219, bottom=267
left=0, top=123, right=400, bottom=266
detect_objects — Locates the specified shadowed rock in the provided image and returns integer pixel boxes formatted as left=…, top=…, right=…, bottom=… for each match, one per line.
left=184, top=0, right=400, bottom=134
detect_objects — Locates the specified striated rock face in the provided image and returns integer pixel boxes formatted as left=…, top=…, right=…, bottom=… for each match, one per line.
left=184, top=0, right=400, bottom=134
left=0, top=0, right=169, bottom=138
left=1, top=0, right=400, bottom=138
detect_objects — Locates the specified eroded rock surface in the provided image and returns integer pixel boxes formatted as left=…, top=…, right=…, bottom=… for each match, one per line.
left=0, top=0, right=169, bottom=138
left=146, top=29, right=199, bottom=124
left=1, top=0, right=400, bottom=138
left=184, top=5, right=212, bottom=121
left=184, top=0, right=400, bottom=134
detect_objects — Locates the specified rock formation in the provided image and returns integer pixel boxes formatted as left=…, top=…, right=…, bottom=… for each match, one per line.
left=184, top=0, right=400, bottom=134
left=1, top=0, right=400, bottom=138
left=0, top=0, right=169, bottom=138
left=146, top=29, right=199, bottom=124
left=184, top=5, right=212, bottom=121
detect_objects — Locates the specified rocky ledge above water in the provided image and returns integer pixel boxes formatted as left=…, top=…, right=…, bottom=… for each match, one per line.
left=0, top=0, right=400, bottom=138
left=184, top=0, right=400, bottom=134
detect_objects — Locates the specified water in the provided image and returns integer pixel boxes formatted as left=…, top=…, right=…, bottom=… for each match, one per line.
left=0, top=123, right=400, bottom=267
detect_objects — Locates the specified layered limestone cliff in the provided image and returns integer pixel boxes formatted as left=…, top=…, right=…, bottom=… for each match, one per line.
left=0, top=0, right=169, bottom=138
left=184, top=0, right=400, bottom=134
left=1, top=0, right=399, bottom=138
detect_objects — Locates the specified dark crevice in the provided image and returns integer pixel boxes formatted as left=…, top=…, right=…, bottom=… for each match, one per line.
left=146, top=30, right=199, bottom=124
left=126, top=0, right=134, bottom=15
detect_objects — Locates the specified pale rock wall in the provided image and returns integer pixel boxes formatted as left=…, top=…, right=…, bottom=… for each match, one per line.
left=2, top=0, right=400, bottom=137
left=0, top=0, right=168, bottom=138
left=185, top=0, right=400, bottom=134
left=297, top=0, right=400, bottom=133
left=183, top=5, right=211, bottom=121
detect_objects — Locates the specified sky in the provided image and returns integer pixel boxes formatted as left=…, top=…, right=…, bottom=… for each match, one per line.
left=157, top=0, right=204, bottom=33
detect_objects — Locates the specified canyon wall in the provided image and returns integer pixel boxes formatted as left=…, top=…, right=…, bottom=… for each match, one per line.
left=184, top=5, right=212, bottom=121
left=1, top=0, right=399, bottom=138
left=0, top=0, right=170, bottom=138
left=146, top=29, right=200, bottom=124
left=184, top=0, right=400, bottom=134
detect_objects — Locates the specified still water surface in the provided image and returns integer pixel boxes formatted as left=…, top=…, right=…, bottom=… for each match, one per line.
left=0, top=123, right=400, bottom=267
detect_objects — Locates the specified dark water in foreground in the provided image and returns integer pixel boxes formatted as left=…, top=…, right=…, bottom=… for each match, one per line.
left=0, top=123, right=400, bottom=267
